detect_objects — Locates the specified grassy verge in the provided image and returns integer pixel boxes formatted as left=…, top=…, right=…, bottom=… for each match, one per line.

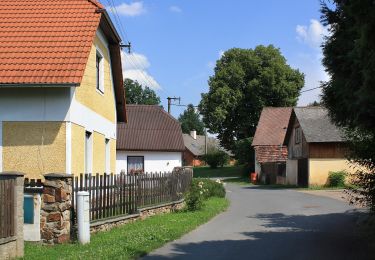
left=193, top=165, right=243, bottom=178
left=24, top=197, right=229, bottom=260
left=222, top=177, right=251, bottom=185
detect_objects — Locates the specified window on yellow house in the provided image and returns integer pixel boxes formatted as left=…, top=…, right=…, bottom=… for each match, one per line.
left=96, top=50, right=104, bottom=93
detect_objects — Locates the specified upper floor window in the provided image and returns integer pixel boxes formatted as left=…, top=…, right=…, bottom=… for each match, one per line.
left=295, top=127, right=302, bottom=144
left=96, top=50, right=104, bottom=93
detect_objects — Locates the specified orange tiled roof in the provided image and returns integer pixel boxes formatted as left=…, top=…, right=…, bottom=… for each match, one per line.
left=0, top=0, right=105, bottom=85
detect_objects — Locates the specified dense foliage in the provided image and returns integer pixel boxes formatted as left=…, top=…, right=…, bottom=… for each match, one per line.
left=321, top=0, right=375, bottom=210
left=327, top=171, right=347, bottom=187
left=184, top=178, right=226, bottom=211
left=202, top=150, right=230, bottom=169
left=199, top=45, right=304, bottom=150
left=178, top=104, right=205, bottom=135
left=124, top=78, right=161, bottom=105
left=234, top=137, right=254, bottom=165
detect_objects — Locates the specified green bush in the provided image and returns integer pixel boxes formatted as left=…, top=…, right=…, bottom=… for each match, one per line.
left=184, top=184, right=204, bottom=211
left=202, top=151, right=229, bottom=168
left=184, top=178, right=226, bottom=211
left=327, top=171, right=347, bottom=187
left=193, top=178, right=226, bottom=199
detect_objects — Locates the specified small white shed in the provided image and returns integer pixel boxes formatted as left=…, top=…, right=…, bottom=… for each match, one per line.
left=116, top=105, right=185, bottom=174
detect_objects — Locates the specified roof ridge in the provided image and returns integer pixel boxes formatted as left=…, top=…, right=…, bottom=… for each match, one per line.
left=87, top=0, right=104, bottom=9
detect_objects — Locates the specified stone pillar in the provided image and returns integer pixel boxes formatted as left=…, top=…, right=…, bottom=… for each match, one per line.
left=0, top=172, right=25, bottom=259
left=40, top=173, right=72, bottom=244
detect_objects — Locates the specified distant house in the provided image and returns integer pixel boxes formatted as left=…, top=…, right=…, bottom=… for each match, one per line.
left=0, top=0, right=126, bottom=179
left=252, top=107, right=292, bottom=184
left=182, top=131, right=207, bottom=167
left=182, top=131, right=233, bottom=167
left=116, top=105, right=185, bottom=174
left=283, top=107, right=350, bottom=186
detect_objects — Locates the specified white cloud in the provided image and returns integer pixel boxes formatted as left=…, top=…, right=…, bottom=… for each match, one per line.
left=207, top=50, right=225, bottom=69
left=295, top=19, right=329, bottom=105
left=296, top=19, right=328, bottom=49
left=219, top=50, right=225, bottom=58
left=121, top=51, right=160, bottom=89
left=295, top=53, right=329, bottom=105
left=114, top=2, right=146, bottom=17
left=169, top=6, right=182, bottom=13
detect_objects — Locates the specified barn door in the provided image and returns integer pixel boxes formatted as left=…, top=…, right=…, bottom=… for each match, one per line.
left=297, top=158, right=308, bottom=187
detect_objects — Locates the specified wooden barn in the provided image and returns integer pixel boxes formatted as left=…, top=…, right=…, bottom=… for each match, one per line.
left=283, top=107, right=351, bottom=187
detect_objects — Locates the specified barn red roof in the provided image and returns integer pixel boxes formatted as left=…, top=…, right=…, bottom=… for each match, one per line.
left=252, top=107, right=292, bottom=146
left=0, top=0, right=104, bottom=85
left=252, top=107, right=291, bottom=163
left=117, top=105, right=185, bottom=152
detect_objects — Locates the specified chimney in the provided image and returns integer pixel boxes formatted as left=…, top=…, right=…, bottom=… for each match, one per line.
left=190, top=130, right=197, bottom=140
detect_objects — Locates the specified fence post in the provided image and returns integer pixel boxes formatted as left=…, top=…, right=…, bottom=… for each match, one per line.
left=77, top=191, right=90, bottom=244
left=0, top=172, right=25, bottom=259
left=41, top=173, right=73, bottom=244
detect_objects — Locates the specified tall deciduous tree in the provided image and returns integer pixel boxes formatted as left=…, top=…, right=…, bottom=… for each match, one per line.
left=199, top=45, right=304, bottom=150
left=124, top=78, right=161, bottom=105
left=321, top=0, right=375, bottom=210
left=178, top=104, right=205, bottom=135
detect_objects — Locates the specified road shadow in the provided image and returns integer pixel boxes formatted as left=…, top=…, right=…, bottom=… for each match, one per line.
left=143, top=211, right=372, bottom=260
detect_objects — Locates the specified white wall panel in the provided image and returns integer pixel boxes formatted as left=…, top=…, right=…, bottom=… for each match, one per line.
left=116, top=151, right=182, bottom=174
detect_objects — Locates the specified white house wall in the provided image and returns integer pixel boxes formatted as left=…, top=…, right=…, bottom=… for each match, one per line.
left=0, top=87, right=71, bottom=122
left=116, top=151, right=182, bottom=174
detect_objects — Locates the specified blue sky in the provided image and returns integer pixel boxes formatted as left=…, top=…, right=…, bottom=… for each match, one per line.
left=106, top=0, right=328, bottom=118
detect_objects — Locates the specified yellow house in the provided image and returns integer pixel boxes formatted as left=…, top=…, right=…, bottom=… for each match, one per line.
left=283, top=107, right=351, bottom=186
left=0, top=0, right=127, bottom=179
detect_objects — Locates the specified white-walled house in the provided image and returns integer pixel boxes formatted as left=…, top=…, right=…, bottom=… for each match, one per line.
left=116, top=105, right=185, bottom=174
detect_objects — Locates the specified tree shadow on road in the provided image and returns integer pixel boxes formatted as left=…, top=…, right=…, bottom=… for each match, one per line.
left=144, top=211, right=372, bottom=260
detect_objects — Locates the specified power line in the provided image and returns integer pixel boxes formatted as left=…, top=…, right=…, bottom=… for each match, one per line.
left=300, top=86, right=322, bottom=93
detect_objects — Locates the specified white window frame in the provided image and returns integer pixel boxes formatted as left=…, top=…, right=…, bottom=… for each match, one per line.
left=96, top=48, right=105, bottom=94
left=105, top=138, right=110, bottom=174
left=85, top=131, right=93, bottom=173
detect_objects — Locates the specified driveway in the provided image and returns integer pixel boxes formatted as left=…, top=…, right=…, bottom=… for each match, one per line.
left=144, top=183, right=371, bottom=260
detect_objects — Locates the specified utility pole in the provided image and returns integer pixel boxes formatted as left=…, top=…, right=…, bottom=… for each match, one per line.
left=167, top=97, right=181, bottom=114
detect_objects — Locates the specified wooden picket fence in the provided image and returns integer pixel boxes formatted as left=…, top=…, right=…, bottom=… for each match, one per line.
left=0, top=177, right=15, bottom=239
left=72, top=170, right=192, bottom=223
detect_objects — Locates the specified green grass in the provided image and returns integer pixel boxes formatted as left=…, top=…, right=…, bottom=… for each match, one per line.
left=24, top=197, right=229, bottom=260
left=222, top=177, right=251, bottom=185
left=193, top=165, right=243, bottom=178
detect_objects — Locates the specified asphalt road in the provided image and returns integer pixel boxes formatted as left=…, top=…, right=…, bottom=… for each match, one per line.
left=143, top=183, right=372, bottom=260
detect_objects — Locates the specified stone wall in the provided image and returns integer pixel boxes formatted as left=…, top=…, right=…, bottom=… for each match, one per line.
left=0, top=172, right=25, bottom=259
left=90, top=200, right=185, bottom=234
left=40, top=173, right=72, bottom=244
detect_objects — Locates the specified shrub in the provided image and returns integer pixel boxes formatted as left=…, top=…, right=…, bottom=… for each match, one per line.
left=193, top=178, right=226, bottom=199
left=327, top=170, right=347, bottom=187
left=184, top=178, right=226, bottom=211
left=202, top=150, right=229, bottom=168
left=184, top=184, right=204, bottom=211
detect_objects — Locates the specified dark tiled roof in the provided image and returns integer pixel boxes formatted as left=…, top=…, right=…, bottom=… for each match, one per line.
left=0, top=0, right=103, bottom=84
left=117, top=105, right=185, bottom=152
left=252, top=107, right=292, bottom=146
left=182, top=134, right=206, bottom=156
left=182, top=134, right=233, bottom=156
left=293, top=107, right=345, bottom=143
left=254, top=145, right=287, bottom=163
